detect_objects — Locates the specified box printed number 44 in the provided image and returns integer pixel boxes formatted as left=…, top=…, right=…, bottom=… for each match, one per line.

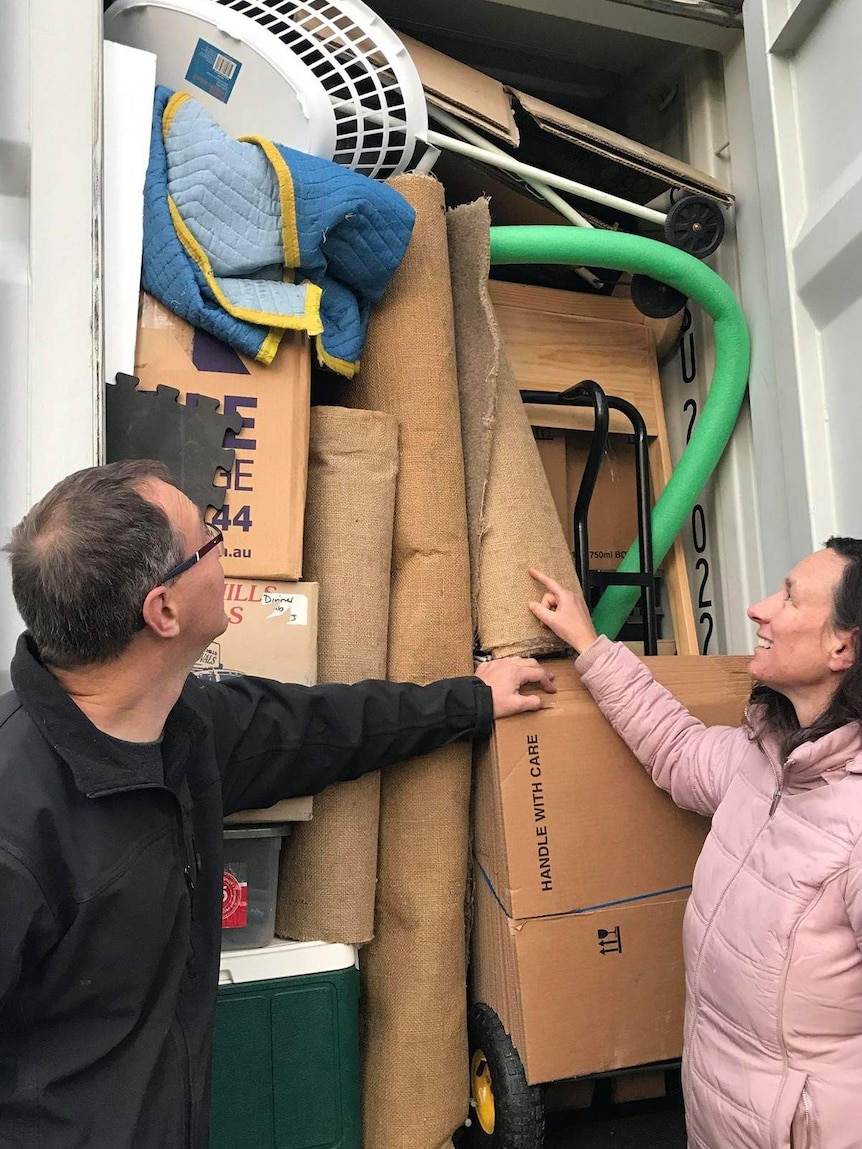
left=210, top=504, right=252, bottom=533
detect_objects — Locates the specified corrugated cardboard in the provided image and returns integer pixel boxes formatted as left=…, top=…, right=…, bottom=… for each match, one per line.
left=398, top=34, right=518, bottom=145
left=472, top=654, right=751, bottom=1082
left=134, top=295, right=310, bottom=579
left=399, top=35, right=730, bottom=202
left=473, top=876, right=692, bottom=1083
left=193, top=579, right=319, bottom=825
left=511, top=90, right=733, bottom=204
left=534, top=426, right=639, bottom=571
left=196, top=579, right=318, bottom=684
left=474, top=656, right=750, bottom=921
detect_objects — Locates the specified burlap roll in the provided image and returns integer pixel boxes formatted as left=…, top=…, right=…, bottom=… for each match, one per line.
left=447, top=204, right=498, bottom=637
left=347, top=175, right=474, bottom=1149
left=275, top=406, right=399, bottom=945
left=448, top=199, right=578, bottom=659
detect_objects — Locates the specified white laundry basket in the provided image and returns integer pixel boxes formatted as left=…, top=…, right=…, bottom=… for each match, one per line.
left=104, top=0, right=428, bottom=178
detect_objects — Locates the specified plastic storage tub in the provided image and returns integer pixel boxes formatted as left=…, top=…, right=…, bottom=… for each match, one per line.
left=211, top=939, right=360, bottom=1149
left=221, top=826, right=290, bottom=951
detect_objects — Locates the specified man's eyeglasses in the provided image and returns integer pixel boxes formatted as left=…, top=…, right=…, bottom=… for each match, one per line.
left=161, top=524, right=224, bottom=584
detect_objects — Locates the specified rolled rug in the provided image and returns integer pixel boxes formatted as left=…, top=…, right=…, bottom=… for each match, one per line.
left=347, top=174, right=474, bottom=1149
left=276, top=405, right=399, bottom=944
left=448, top=198, right=577, bottom=659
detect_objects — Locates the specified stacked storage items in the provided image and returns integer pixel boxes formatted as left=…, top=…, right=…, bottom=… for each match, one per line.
left=106, top=12, right=751, bottom=1142
left=126, top=297, right=363, bottom=1144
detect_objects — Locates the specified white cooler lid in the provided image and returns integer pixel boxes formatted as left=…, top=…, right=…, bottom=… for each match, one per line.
left=219, top=938, right=358, bottom=985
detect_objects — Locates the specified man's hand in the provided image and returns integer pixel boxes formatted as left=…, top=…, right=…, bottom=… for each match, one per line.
left=528, top=567, right=598, bottom=655
left=475, top=656, right=557, bottom=718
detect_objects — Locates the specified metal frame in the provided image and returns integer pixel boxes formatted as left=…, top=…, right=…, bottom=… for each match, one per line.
left=521, top=380, right=659, bottom=654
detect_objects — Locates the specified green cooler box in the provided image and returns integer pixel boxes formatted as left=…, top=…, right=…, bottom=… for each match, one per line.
left=211, top=939, right=360, bottom=1149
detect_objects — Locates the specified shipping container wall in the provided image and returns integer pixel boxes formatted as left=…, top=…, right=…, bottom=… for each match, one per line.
left=604, top=0, right=862, bottom=654
left=611, top=43, right=766, bottom=656
left=4, top=0, right=859, bottom=676
left=0, top=0, right=103, bottom=687
left=738, top=0, right=862, bottom=570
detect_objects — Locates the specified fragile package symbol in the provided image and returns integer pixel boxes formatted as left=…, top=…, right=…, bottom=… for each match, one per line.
left=597, top=925, right=622, bottom=955
left=222, top=865, right=248, bottom=929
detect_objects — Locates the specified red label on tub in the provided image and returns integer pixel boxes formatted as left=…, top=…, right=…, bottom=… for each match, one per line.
left=222, top=869, right=248, bottom=929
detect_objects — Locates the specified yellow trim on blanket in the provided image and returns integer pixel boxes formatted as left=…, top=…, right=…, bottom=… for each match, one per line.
left=162, top=90, right=191, bottom=141
left=315, top=336, right=360, bottom=379
left=239, top=134, right=301, bottom=269
left=166, top=197, right=324, bottom=335
left=257, top=329, right=285, bottom=365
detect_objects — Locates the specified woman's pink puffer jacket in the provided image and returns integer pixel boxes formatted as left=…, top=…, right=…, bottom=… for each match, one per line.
left=576, top=636, right=862, bottom=1149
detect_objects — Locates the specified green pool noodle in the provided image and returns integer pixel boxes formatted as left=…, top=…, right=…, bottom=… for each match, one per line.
left=488, top=225, right=751, bottom=643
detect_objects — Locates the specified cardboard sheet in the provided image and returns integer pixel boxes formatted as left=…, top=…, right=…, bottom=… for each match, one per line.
left=400, top=34, right=732, bottom=203
left=398, top=33, right=518, bottom=145
left=512, top=89, right=733, bottom=204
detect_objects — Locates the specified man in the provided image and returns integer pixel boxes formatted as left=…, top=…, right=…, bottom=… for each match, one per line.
left=0, top=459, right=554, bottom=1149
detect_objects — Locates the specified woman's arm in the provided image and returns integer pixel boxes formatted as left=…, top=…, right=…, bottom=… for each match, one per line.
left=529, top=568, right=743, bottom=815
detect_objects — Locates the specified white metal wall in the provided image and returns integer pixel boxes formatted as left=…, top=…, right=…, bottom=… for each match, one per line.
left=0, top=0, right=103, bottom=687
left=611, top=40, right=767, bottom=655
left=611, top=0, right=862, bottom=652
left=659, top=49, right=766, bottom=658
left=740, top=0, right=862, bottom=564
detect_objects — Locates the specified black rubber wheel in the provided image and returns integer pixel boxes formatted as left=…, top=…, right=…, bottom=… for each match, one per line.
left=468, top=1002, right=544, bottom=1149
left=663, top=195, right=725, bottom=258
left=630, top=274, right=688, bottom=319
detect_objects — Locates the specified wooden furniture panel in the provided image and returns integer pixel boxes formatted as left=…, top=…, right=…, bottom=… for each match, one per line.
left=490, top=282, right=698, bottom=654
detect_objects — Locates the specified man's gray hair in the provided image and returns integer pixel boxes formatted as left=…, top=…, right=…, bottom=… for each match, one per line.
left=4, top=460, right=187, bottom=668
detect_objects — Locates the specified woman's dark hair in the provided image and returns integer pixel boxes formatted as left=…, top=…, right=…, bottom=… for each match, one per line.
left=4, top=460, right=186, bottom=669
left=748, top=536, right=862, bottom=759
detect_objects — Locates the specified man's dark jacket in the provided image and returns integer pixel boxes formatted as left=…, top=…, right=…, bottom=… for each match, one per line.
left=0, top=635, right=493, bottom=1148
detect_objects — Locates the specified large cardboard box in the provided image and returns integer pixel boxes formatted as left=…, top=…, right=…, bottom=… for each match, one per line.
left=533, top=427, right=638, bottom=570
left=474, top=873, right=694, bottom=1084
left=134, top=295, right=310, bottom=580
left=473, top=654, right=751, bottom=1083
left=193, top=579, right=319, bottom=825
left=196, top=579, right=318, bottom=686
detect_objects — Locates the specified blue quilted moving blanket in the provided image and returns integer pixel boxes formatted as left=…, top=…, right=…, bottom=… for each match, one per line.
left=142, top=85, right=416, bottom=375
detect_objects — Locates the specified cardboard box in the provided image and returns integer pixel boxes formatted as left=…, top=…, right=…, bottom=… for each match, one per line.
left=472, top=654, right=751, bottom=1082
left=193, top=579, right=319, bottom=825
left=196, top=579, right=318, bottom=686
left=400, top=35, right=732, bottom=204
left=533, top=427, right=639, bottom=570
left=134, top=295, right=310, bottom=580
left=474, top=876, right=691, bottom=1084
left=474, top=656, right=751, bottom=920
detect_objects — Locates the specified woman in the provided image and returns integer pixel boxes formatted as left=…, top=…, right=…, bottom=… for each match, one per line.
left=529, top=539, right=862, bottom=1149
